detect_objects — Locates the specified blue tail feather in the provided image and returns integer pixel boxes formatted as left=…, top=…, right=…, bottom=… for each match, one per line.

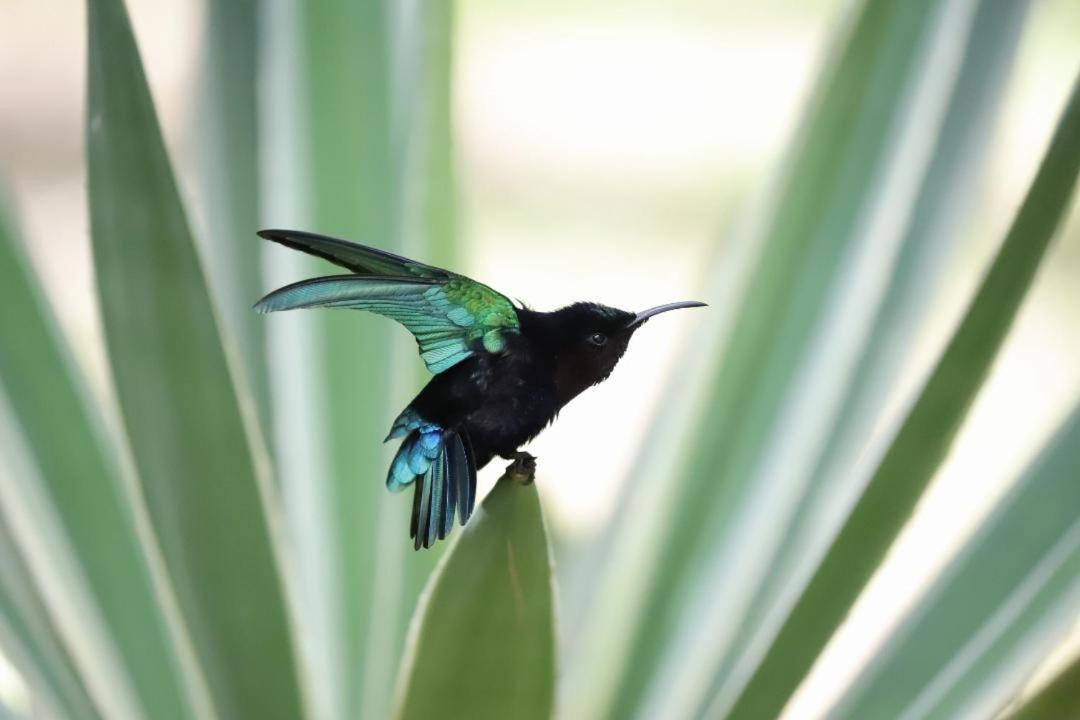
left=448, top=432, right=475, bottom=527
left=386, top=411, right=477, bottom=549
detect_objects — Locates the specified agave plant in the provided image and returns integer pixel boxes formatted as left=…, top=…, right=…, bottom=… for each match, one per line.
left=0, top=0, right=1077, bottom=718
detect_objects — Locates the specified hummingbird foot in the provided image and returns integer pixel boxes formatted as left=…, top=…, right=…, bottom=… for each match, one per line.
left=506, top=451, right=536, bottom=485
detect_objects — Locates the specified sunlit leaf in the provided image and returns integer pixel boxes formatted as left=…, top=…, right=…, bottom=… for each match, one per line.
left=260, top=2, right=461, bottom=718
left=387, top=0, right=462, bottom=695
left=726, top=71, right=1080, bottom=720
left=1008, top=653, right=1080, bottom=720
left=566, top=1, right=977, bottom=716
left=0, top=193, right=194, bottom=717
left=195, top=0, right=270, bottom=433
left=0, top=514, right=97, bottom=720
left=85, top=0, right=305, bottom=716
left=695, top=1, right=1030, bottom=714
left=301, top=4, right=401, bottom=717
left=832, top=404, right=1080, bottom=718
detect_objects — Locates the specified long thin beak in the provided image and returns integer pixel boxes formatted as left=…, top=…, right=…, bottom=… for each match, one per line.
left=629, top=300, right=707, bottom=328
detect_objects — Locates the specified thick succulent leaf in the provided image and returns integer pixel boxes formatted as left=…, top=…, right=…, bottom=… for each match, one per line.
left=195, top=0, right=270, bottom=434
left=85, top=0, right=304, bottom=717
left=386, top=1, right=464, bottom=694
left=725, top=71, right=1080, bottom=720
left=1008, top=653, right=1080, bottom=720
left=0, top=513, right=98, bottom=720
left=0, top=196, right=194, bottom=717
left=831, top=404, right=1080, bottom=718
left=257, top=2, right=461, bottom=718
left=690, top=1, right=1030, bottom=715
left=258, top=1, right=399, bottom=718
left=564, top=1, right=973, bottom=717
left=259, top=0, right=459, bottom=716
left=393, top=465, right=556, bottom=720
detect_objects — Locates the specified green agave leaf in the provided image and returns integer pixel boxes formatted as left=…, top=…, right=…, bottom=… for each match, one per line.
left=694, top=0, right=1030, bottom=715
left=261, top=3, right=404, bottom=719
left=85, top=0, right=305, bottom=717
left=566, top=0, right=966, bottom=716
left=195, top=0, right=270, bottom=434
left=257, top=0, right=340, bottom=717
left=386, top=0, right=462, bottom=700
left=726, top=71, right=1080, bottom=720
left=393, top=465, right=556, bottom=720
left=0, top=196, right=194, bottom=716
left=0, top=513, right=97, bottom=720
left=796, top=0, right=1028, bottom=560
left=259, top=2, right=460, bottom=718
left=1008, top=653, right=1080, bottom=720
left=302, top=5, right=401, bottom=719
left=831, top=404, right=1080, bottom=719
left=0, top=699, right=19, bottom=720
left=391, top=0, right=458, bottom=271
left=258, top=1, right=400, bottom=718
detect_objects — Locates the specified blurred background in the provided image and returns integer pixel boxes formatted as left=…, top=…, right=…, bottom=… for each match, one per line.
left=1, top=0, right=1078, bottom=717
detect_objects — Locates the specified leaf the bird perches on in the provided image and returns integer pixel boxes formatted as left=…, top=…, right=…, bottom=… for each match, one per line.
left=393, top=460, right=556, bottom=720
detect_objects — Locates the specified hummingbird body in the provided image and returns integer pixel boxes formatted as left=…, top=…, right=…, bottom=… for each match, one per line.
left=406, top=333, right=560, bottom=471
left=403, top=303, right=635, bottom=470
left=256, top=230, right=703, bottom=548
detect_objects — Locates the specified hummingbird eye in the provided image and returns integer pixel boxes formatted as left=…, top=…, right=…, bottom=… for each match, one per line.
left=587, top=332, right=608, bottom=347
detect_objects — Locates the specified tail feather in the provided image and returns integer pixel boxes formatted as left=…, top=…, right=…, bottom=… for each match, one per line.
left=427, top=453, right=446, bottom=548
left=414, top=468, right=433, bottom=549
left=442, top=452, right=457, bottom=537
left=387, top=421, right=477, bottom=549
left=410, top=479, right=423, bottom=540
left=448, top=432, right=476, bottom=527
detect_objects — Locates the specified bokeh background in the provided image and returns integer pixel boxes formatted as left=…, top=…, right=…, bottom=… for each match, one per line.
left=1, top=0, right=1078, bottom=717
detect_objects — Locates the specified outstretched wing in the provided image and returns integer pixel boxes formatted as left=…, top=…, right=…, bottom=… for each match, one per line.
left=258, top=229, right=453, bottom=280
left=255, top=230, right=520, bottom=374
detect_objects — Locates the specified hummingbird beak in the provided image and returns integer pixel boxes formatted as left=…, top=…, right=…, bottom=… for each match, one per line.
left=628, top=300, right=707, bottom=328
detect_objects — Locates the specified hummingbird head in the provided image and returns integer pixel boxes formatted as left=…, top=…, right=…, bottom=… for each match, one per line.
left=528, top=300, right=706, bottom=407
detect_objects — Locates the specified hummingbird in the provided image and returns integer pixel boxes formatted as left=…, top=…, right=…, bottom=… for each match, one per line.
left=255, top=229, right=705, bottom=549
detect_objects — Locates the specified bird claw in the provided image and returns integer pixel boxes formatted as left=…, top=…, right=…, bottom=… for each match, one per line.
left=506, top=451, right=536, bottom=484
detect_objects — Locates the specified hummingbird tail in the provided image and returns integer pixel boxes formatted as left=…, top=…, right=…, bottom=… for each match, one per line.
left=387, top=420, right=477, bottom=550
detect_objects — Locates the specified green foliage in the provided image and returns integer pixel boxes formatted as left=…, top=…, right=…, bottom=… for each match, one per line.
left=195, top=0, right=269, bottom=433
left=570, top=1, right=958, bottom=712
left=1, top=171, right=186, bottom=719
left=833, top=405, right=1080, bottom=718
left=394, top=466, right=555, bottom=720
left=86, top=0, right=302, bottom=716
left=727, top=64, right=1080, bottom=720
left=0, top=516, right=96, bottom=720
left=0, top=0, right=1076, bottom=718
left=1009, top=654, right=1080, bottom=720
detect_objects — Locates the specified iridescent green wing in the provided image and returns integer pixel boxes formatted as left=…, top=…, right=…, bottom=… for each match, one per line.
left=255, top=230, right=520, bottom=374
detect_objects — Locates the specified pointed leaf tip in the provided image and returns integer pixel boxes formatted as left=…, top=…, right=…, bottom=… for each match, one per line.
left=393, top=468, right=555, bottom=720
left=86, top=0, right=304, bottom=714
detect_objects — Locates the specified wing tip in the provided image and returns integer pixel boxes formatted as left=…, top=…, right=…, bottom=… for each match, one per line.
left=252, top=287, right=299, bottom=314
left=252, top=296, right=275, bottom=314
left=256, top=228, right=290, bottom=244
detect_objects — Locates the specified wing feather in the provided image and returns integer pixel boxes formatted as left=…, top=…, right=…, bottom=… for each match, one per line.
left=258, top=228, right=452, bottom=279
left=255, top=260, right=520, bottom=374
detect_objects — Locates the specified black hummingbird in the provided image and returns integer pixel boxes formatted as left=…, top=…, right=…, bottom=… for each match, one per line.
left=255, top=230, right=705, bottom=549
